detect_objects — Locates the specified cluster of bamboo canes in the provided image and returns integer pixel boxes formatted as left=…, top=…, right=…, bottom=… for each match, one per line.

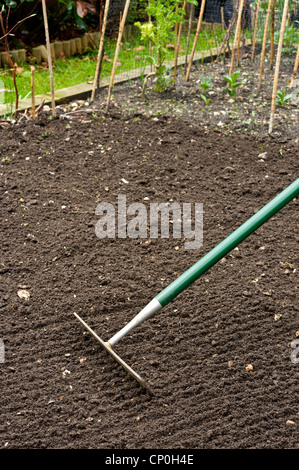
left=3, top=0, right=299, bottom=132
left=101, top=0, right=298, bottom=134
left=250, top=0, right=297, bottom=132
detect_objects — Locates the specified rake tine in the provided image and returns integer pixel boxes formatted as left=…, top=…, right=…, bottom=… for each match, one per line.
left=73, top=312, right=153, bottom=393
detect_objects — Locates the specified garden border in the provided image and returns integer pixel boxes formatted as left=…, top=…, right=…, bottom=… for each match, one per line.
left=0, top=21, right=220, bottom=68
left=0, top=39, right=251, bottom=116
left=0, top=32, right=100, bottom=68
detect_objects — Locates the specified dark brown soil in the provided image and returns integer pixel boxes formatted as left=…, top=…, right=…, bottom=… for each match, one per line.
left=1, top=110, right=298, bottom=449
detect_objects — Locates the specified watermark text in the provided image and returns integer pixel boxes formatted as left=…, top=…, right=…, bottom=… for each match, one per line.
left=95, top=195, right=203, bottom=250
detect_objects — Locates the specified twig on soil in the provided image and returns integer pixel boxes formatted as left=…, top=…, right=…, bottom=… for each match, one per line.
left=141, top=71, right=156, bottom=98
left=19, top=109, right=30, bottom=121
left=59, top=108, right=104, bottom=119
left=35, top=98, right=45, bottom=117
left=18, top=97, right=45, bottom=121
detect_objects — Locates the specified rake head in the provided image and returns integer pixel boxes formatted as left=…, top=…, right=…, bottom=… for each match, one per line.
left=73, top=312, right=153, bottom=393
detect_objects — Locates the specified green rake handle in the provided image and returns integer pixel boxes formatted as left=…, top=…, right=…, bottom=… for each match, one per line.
left=157, top=177, right=299, bottom=307
left=108, top=178, right=299, bottom=347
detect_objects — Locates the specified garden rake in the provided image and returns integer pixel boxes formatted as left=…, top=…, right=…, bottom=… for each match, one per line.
left=74, top=178, right=299, bottom=391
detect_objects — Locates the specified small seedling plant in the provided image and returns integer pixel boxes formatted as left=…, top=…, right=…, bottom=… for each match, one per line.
left=276, top=89, right=292, bottom=107
left=197, top=76, right=212, bottom=105
left=224, top=70, right=244, bottom=97
left=135, top=0, right=197, bottom=98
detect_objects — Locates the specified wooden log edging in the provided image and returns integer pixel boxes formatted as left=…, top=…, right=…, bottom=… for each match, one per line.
left=0, top=32, right=100, bottom=67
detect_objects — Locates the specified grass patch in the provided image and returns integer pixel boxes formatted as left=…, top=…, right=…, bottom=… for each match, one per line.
left=1, top=27, right=225, bottom=107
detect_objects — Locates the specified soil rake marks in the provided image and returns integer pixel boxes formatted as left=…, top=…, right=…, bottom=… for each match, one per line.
left=73, top=312, right=152, bottom=392
left=74, top=179, right=299, bottom=391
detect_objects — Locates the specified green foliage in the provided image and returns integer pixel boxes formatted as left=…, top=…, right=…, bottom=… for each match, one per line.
left=154, top=63, right=174, bottom=92
left=224, top=70, right=244, bottom=97
left=198, top=76, right=212, bottom=93
left=276, top=89, right=292, bottom=107
left=127, top=0, right=149, bottom=24
left=57, top=0, right=97, bottom=31
left=197, top=77, right=212, bottom=105
left=135, top=0, right=197, bottom=95
left=2, top=0, right=97, bottom=32
left=2, top=0, right=18, bottom=9
left=135, top=0, right=185, bottom=67
left=142, top=54, right=174, bottom=92
left=274, top=25, right=299, bottom=54
left=139, top=0, right=189, bottom=45
left=259, top=1, right=270, bottom=11
left=200, top=93, right=210, bottom=105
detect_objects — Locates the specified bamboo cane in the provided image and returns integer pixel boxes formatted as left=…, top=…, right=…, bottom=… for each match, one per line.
left=174, top=1, right=186, bottom=81
left=173, top=4, right=179, bottom=80
left=185, top=0, right=206, bottom=82
left=241, top=0, right=247, bottom=59
left=184, top=3, right=194, bottom=75
left=91, top=0, right=111, bottom=102
left=289, top=43, right=299, bottom=88
left=269, top=0, right=289, bottom=134
left=229, top=0, right=245, bottom=76
left=270, top=0, right=275, bottom=69
left=41, top=0, right=56, bottom=117
left=237, top=0, right=242, bottom=66
left=257, top=0, right=272, bottom=89
left=221, top=6, right=225, bottom=37
left=30, top=65, right=36, bottom=120
left=251, top=0, right=261, bottom=61
left=220, top=6, right=227, bottom=59
left=99, top=0, right=104, bottom=31
left=106, top=0, right=131, bottom=111
left=148, top=1, right=153, bottom=76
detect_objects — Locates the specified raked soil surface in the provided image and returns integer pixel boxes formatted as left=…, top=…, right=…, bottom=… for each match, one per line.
left=0, top=109, right=298, bottom=449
